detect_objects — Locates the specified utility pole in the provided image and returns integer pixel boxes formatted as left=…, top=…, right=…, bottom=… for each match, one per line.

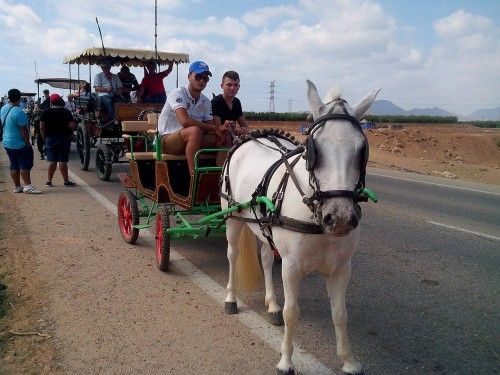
left=288, top=99, right=292, bottom=113
left=268, top=80, right=275, bottom=113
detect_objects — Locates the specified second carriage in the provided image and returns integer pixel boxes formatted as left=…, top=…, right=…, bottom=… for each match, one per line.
left=63, top=47, right=190, bottom=181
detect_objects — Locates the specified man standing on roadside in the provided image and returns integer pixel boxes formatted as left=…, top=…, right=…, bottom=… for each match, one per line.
left=157, top=61, right=228, bottom=174
left=1, top=89, right=41, bottom=194
left=40, top=94, right=77, bottom=187
left=39, top=89, right=50, bottom=112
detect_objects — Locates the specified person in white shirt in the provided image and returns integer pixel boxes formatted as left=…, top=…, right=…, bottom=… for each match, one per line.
left=93, top=61, right=125, bottom=121
left=158, top=61, right=228, bottom=174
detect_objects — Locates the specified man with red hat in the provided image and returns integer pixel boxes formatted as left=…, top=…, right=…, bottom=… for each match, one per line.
left=40, top=93, right=77, bottom=187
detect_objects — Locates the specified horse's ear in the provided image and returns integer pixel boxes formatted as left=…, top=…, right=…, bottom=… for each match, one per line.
left=306, top=80, right=324, bottom=119
left=351, top=88, right=381, bottom=120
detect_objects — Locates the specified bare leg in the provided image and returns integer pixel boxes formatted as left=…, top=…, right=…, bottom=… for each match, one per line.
left=180, top=127, right=203, bottom=174
left=58, top=162, right=69, bottom=182
left=20, top=170, right=31, bottom=186
left=277, top=260, right=301, bottom=374
left=10, top=170, right=21, bottom=187
left=47, top=162, right=57, bottom=182
left=324, top=260, right=362, bottom=374
left=224, top=219, right=244, bottom=310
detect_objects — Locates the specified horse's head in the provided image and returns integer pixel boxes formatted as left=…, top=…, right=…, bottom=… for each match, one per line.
left=306, top=80, right=380, bottom=236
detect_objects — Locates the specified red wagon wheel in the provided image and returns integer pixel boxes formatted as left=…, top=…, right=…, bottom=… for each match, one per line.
left=156, top=204, right=171, bottom=272
left=117, top=190, right=139, bottom=244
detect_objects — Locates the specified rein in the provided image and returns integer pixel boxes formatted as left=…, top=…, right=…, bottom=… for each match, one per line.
left=220, top=99, right=370, bottom=240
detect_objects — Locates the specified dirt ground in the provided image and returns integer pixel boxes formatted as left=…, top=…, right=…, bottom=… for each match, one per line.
left=0, top=122, right=499, bottom=374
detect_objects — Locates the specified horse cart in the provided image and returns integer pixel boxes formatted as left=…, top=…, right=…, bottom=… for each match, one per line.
left=115, top=113, right=286, bottom=271
left=116, top=79, right=381, bottom=374
left=63, top=47, right=189, bottom=181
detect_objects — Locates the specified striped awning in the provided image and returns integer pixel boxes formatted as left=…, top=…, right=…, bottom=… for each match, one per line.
left=63, top=47, right=190, bottom=67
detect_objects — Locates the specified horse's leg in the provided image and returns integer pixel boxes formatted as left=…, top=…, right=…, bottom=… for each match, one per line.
left=276, top=262, right=301, bottom=375
left=324, top=260, right=363, bottom=375
left=260, top=242, right=283, bottom=326
left=224, top=219, right=244, bottom=314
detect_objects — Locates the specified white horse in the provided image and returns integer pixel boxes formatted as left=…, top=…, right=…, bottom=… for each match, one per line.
left=221, top=80, right=380, bottom=375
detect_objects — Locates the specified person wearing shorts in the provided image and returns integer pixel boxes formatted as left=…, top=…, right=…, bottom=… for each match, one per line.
left=157, top=61, right=228, bottom=174
left=40, top=94, right=77, bottom=186
left=1, top=89, right=41, bottom=194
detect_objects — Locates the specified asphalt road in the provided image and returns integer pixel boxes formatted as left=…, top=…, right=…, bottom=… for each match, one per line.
left=52, top=148, right=500, bottom=374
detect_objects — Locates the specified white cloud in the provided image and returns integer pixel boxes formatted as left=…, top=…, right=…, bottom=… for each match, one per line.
left=434, top=9, right=493, bottom=39
left=242, top=5, right=300, bottom=27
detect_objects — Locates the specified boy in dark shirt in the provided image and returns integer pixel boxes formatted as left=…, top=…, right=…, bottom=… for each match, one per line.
left=211, top=71, right=249, bottom=139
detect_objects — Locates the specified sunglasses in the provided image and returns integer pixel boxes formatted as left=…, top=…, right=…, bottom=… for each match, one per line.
left=194, top=74, right=210, bottom=82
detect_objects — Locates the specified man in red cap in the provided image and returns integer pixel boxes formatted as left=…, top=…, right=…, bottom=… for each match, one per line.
left=40, top=94, right=77, bottom=186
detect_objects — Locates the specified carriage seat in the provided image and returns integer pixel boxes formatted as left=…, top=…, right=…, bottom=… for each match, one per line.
left=121, top=120, right=156, bottom=133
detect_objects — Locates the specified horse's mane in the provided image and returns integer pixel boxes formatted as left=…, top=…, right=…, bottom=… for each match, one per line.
left=323, top=85, right=342, bottom=103
left=229, top=128, right=301, bottom=157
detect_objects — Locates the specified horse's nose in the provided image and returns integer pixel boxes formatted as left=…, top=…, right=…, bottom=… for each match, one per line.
left=349, top=213, right=359, bottom=228
left=323, top=213, right=335, bottom=227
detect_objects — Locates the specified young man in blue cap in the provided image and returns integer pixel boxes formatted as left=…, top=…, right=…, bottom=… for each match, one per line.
left=157, top=60, right=228, bottom=174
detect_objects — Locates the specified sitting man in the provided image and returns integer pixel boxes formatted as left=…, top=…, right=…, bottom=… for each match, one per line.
left=117, top=66, right=139, bottom=101
left=157, top=61, right=228, bottom=175
left=93, top=61, right=125, bottom=121
left=67, top=81, right=91, bottom=101
left=211, top=70, right=249, bottom=140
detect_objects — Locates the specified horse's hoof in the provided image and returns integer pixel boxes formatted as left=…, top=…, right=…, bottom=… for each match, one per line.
left=276, top=368, right=295, bottom=375
left=267, top=311, right=284, bottom=326
left=225, top=302, right=238, bottom=314
left=344, top=371, right=364, bottom=375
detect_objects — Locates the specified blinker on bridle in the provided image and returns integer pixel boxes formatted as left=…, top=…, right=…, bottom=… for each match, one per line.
left=302, top=98, right=369, bottom=210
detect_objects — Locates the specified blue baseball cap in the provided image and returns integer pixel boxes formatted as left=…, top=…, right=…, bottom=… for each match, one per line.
left=189, top=61, right=212, bottom=76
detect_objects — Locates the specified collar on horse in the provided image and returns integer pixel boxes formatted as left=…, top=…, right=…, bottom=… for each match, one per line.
left=220, top=98, right=369, bottom=238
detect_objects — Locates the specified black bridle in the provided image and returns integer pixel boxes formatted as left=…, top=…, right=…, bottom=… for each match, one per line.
left=299, top=99, right=368, bottom=213
left=220, top=98, right=368, bottom=239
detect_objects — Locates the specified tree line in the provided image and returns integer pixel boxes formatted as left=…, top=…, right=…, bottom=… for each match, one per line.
left=243, top=112, right=499, bottom=128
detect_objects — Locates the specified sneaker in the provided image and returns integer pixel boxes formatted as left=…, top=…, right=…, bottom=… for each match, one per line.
left=22, top=185, right=42, bottom=194
left=64, top=181, right=76, bottom=187
left=45, top=181, right=53, bottom=186
left=13, top=186, right=23, bottom=193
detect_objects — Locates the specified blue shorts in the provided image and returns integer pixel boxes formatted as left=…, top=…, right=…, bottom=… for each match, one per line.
left=5, top=145, right=34, bottom=171
left=45, top=136, right=71, bottom=162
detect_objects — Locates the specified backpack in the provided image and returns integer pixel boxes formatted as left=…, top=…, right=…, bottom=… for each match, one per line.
left=0, top=105, right=14, bottom=142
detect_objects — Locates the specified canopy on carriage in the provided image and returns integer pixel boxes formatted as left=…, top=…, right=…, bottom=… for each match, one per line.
left=34, top=78, right=85, bottom=91
left=63, top=47, right=190, bottom=67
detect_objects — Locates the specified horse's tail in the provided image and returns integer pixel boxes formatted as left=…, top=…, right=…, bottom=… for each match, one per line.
left=235, top=225, right=263, bottom=291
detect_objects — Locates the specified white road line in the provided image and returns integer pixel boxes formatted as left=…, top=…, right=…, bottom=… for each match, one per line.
left=426, top=220, right=500, bottom=241
left=68, top=170, right=333, bottom=375
left=368, top=172, right=500, bottom=196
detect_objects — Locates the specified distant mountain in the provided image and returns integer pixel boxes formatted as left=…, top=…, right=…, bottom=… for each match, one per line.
left=369, top=100, right=406, bottom=115
left=369, top=100, right=456, bottom=117
left=368, top=100, right=500, bottom=120
left=466, top=107, right=500, bottom=121
left=408, top=107, right=456, bottom=117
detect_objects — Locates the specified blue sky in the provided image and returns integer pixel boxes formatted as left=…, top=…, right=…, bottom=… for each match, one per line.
left=0, top=0, right=499, bottom=116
